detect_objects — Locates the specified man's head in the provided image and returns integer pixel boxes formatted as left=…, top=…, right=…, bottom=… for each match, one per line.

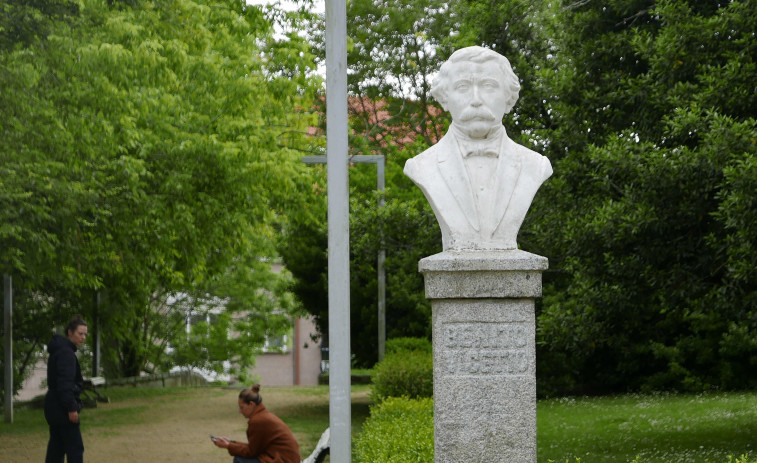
left=66, top=316, right=87, bottom=347
left=431, top=47, right=520, bottom=138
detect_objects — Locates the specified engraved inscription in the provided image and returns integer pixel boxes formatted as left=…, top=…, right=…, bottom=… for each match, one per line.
left=443, top=323, right=527, bottom=349
left=440, top=322, right=530, bottom=376
left=441, top=349, right=528, bottom=375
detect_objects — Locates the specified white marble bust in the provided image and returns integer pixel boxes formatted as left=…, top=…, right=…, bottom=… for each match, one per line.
left=404, top=46, right=552, bottom=251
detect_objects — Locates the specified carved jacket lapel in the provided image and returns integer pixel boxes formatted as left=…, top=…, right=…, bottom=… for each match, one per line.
left=437, top=134, right=480, bottom=231
left=492, top=134, right=523, bottom=232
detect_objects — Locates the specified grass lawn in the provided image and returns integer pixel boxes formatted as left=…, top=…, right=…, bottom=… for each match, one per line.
left=538, top=391, right=757, bottom=463
left=1, top=385, right=754, bottom=462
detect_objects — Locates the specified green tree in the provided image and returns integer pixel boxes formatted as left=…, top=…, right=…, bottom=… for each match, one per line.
left=347, top=148, right=441, bottom=364
left=1, top=0, right=320, bottom=381
left=286, top=0, right=757, bottom=388
left=0, top=0, right=80, bottom=51
left=344, top=0, right=454, bottom=146
left=279, top=145, right=442, bottom=367
left=529, top=0, right=757, bottom=394
left=280, top=0, right=457, bottom=365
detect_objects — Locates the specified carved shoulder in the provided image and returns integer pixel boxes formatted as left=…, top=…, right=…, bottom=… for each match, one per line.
left=513, top=142, right=552, bottom=182
left=403, top=145, right=438, bottom=182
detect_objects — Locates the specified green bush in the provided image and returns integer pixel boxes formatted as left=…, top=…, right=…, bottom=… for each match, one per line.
left=386, top=337, right=432, bottom=355
left=371, top=350, right=433, bottom=402
left=354, top=396, right=434, bottom=463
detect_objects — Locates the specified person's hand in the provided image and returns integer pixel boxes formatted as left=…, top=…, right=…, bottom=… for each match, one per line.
left=68, top=411, right=79, bottom=424
left=212, top=436, right=231, bottom=449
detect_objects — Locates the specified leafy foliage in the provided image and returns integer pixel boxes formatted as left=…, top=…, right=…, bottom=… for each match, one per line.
left=1, top=0, right=319, bottom=385
left=371, top=348, right=433, bottom=403
left=286, top=0, right=757, bottom=394
left=353, top=396, right=434, bottom=463
left=279, top=0, right=454, bottom=366
left=385, top=336, right=432, bottom=355
left=279, top=143, right=441, bottom=366
left=0, top=0, right=80, bottom=51
left=530, top=0, right=757, bottom=394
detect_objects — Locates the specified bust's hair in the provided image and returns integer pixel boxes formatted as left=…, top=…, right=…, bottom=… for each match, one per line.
left=431, top=46, right=520, bottom=114
left=239, top=383, right=262, bottom=405
left=66, top=316, right=87, bottom=336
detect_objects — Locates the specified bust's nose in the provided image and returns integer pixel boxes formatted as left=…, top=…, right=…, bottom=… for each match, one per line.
left=470, top=85, right=483, bottom=107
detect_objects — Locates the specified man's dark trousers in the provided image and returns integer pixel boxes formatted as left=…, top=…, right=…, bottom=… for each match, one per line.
left=45, top=422, right=84, bottom=463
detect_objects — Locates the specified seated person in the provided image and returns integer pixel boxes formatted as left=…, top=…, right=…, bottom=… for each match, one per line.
left=212, top=383, right=301, bottom=463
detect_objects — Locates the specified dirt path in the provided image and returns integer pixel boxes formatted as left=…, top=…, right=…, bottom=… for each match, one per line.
left=2, top=387, right=353, bottom=463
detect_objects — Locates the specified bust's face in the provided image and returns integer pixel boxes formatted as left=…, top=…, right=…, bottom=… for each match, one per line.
left=444, top=60, right=509, bottom=139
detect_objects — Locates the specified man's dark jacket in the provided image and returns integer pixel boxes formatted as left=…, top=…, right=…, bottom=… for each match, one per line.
left=44, top=334, right=83, bottom=426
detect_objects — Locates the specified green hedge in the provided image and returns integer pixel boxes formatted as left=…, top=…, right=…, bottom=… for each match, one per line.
left=385, top=337, right=432, bottom=355
left=371, top=349, right=433, bottom=403
left=354, top=396, right=434, bottom=463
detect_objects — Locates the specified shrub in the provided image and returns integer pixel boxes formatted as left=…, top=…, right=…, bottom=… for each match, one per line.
left=386, top=337, right=432, bottom=355
left=354, top=396, right=434, bottom=463
left=371, top=349, right=433, bottom=402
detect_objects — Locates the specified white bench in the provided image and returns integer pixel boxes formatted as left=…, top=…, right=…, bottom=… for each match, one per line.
left=82, top=377, right=109, bottom=405
left=301, top=428, right=330, bottom=463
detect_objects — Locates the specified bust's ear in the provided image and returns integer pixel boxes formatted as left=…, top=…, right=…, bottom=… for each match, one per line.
left=430, top=86, right=447, bottom=109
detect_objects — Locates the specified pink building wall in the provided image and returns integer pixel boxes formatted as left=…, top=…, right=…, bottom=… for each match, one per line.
left=250, top=316, right=322, bottom=386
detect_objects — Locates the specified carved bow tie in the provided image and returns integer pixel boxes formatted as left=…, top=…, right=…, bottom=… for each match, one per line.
left=463, top=141, right=500, bottom=158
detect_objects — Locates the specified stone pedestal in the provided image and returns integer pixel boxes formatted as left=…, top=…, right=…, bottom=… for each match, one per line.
left=419, top=250, right=547, bottom=463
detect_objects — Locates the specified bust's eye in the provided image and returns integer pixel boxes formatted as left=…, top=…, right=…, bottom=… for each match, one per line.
left=481, top=80, right=499, bottom=90
left=454, top=81, right=471, bottom=92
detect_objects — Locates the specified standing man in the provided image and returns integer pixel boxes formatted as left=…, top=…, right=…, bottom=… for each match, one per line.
left=404, top=46, right=552, bottom=251
left=44, top=316, right=87, bottom=463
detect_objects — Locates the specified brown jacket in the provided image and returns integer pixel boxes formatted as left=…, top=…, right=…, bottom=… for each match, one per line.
left=227, top=403, right=301, bottom=463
